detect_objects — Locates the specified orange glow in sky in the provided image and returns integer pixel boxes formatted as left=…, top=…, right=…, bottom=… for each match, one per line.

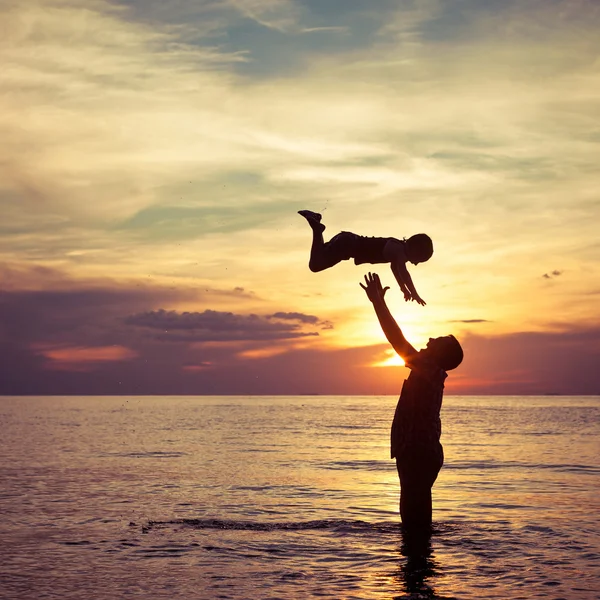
left=373, top=350, right=406, bottom=369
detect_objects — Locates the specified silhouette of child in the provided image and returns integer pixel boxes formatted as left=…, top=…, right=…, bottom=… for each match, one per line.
left=360, top=271, right=463, bottom=531
left=299, top=210, right=432, bottom=305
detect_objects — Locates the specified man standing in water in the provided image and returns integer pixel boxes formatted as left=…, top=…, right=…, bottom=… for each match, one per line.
left=360, top=272, right=463, bottom=531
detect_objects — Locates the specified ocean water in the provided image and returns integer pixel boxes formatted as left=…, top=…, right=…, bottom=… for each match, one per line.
left=1, top=395, right=599, bottom=600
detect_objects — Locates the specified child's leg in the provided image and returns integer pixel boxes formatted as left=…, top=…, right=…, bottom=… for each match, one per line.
left=299, top=211, right=351, bottom=272
left=299, top=210, right=328, bottom=272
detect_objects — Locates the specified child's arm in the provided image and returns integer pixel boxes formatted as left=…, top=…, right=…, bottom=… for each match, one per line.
left=390, top=261, right=426, bottom=306
left=360, top=272, right=418, bottom=360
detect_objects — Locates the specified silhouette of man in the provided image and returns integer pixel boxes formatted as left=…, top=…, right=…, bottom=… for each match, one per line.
left=360, top=272, right=463, bottom=531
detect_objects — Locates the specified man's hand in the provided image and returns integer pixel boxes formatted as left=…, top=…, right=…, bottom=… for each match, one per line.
left=360, top=272, right=418, bottom=359
left=360, top=272, right=390, bottom=303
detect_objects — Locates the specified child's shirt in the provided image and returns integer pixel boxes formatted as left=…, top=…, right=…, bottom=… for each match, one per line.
left=352, top=235, right=404, bottom=265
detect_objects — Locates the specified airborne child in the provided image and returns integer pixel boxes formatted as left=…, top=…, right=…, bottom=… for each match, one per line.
left=299, top=210, right=432, bottom=306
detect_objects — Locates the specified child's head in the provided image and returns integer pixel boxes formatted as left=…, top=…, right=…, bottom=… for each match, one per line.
left=426, top=335, right=463, bottom=371
left=405, top=234, right=433, bottom=264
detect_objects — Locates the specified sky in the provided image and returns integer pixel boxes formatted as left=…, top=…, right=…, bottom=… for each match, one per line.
left=1, top=0, right=599, bottom=395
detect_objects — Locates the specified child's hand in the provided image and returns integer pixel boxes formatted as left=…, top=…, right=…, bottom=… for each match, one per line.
left=360, top=272, right=389, bottom=303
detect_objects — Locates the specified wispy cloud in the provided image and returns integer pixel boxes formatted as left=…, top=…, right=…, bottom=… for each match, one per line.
left=301, top=27, right=348, bottom=34
left=33, top=344, right=138, bottom=371
left=378, top=0, right=442, bottom=45
left=228, top=0, right=300, bottom=32
left=450, top=319, right=490, bottom=324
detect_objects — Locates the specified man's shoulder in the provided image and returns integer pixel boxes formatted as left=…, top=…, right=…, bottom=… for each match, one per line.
left=405, top=352, right=447, bottom=384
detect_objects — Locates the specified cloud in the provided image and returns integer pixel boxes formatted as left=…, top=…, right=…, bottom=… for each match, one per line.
left=2, top=0, right=599, bottom=243
left=268, top=311, right=333, bottom=328
left=0, top=262, right=263, bottom=353
left=0, top=268, right=330, bottom=392
left=542, top=270, right=563, bottom=279
left=451, top=326, right=600, bottom=395
left=5, top=321, right=600, bottom=395
left=449, top=319, right=490, bottom=324
left=379, top=0, right=443, bottom=45
left=125, top=308, right=322, bottom=341
left=301, top=27, right=349, bottom=34
left=2, top=264, right=600, bottom=394
left=229, top=0, right=300, bottom=32
left=0, top=0, right=253, bottom=223
left=268, top=311, right=319, bottom=323
left=33, top=344, right=138, bottom=371
left=182, top=362, right=214, bottom=372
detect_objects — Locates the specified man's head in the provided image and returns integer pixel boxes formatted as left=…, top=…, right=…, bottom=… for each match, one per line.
left=405, top=234, right=433, bottom=265
left=424, top=335, right=463, bottom=371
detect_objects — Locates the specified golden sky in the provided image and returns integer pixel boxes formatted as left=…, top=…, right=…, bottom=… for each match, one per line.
left=1, top=0, right=599, bottom=394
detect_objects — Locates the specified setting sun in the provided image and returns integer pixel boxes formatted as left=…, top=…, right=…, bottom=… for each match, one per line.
left=373, top=349, right=405, bottom=368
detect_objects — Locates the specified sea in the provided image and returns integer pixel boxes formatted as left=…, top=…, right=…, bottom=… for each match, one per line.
left=1, top=395, right=599, bottom=600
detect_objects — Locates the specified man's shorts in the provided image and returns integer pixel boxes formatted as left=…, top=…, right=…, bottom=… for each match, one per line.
left=395, top=443, right=444, bottom=489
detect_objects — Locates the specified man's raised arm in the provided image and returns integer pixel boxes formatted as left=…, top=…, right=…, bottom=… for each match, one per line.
left=360, top=272, right=417, bottom=361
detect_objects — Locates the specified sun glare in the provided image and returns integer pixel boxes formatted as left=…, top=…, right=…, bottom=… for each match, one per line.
left=373, top=349, right=405, bottom=368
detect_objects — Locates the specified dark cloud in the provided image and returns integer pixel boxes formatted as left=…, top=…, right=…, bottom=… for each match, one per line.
left=200, top=286, right=257, bottom=299
left=125, top=309, right=321, bottom=342
left=0, top=265, right=381, bottom=395
left=5, top=320, right=600, bottom=395
left=151, top=330, right=318, bottom=342
left=450, top=319, right=490, bottom=324
left=0, top=262, right=77, bottom=291
left=268, top=311, right=333, bottom=329
left=269, top=311, right=319, bottom=324
left=233, top=287, right=253, bottom=296
left=0, top=273, right=187, bottom=380
left=0, top=267, right=331, bottom=393
left=542, top=270, right=563, bottom=279
left=453, top=327, right=600, bottom=395
left=2, top=264, right=600, bottom=395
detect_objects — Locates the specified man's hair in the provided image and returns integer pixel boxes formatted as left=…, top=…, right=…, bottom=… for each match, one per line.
left=437, top=335, right=464, bottom=371
left=406, top=233, right=433, bottom=263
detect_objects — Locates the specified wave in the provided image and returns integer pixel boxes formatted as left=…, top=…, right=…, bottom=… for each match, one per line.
left=143, top=518, right=405, bottom=535
left=446, top=459, right=600, bottom=474
left=101, top=451, right=188, bottom=458
left=312, top=458, right=600, bottom=475
left=318, top=459, right=391, bottom=471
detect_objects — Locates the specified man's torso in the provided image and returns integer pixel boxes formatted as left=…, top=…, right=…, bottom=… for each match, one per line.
left=391, top=357, right=446, bottom=460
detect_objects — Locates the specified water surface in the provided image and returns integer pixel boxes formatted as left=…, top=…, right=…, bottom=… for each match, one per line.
left=1, top=395, right=599, bottom=599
